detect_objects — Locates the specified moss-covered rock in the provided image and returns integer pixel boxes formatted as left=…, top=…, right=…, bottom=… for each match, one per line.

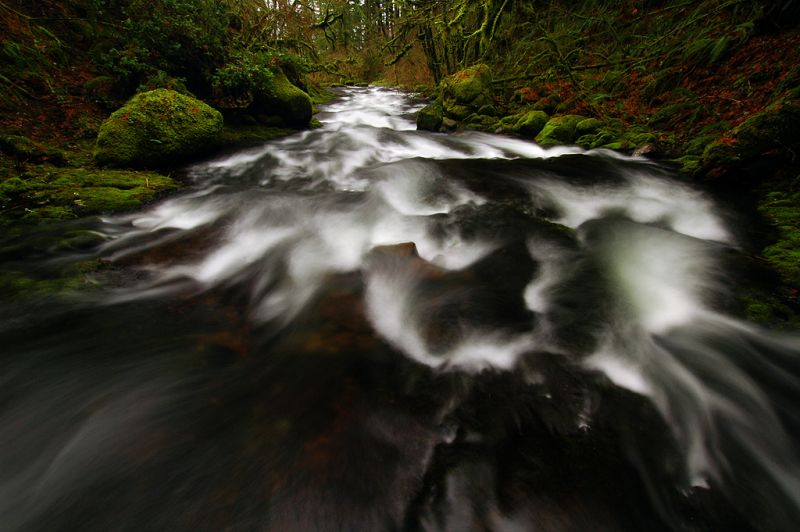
left=94, top=89, right=223, bottom=168
left=250, top=68, right=312, bottom=128
left=575, top=118, right=603, bottom=136
left=440, top=64, right=495, bottom=121
left=535, top=115, right=587, bottom=146
left=503, top=109, right=549, bottom=137
left=417, top=101, right=444, bottom=131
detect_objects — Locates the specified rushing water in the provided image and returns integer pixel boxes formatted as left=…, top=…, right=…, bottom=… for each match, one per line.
left=2, top=87, right=800, bottom=531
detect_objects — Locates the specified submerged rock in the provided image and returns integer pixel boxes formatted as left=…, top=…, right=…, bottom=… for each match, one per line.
left=94, top=89, right=223, bottom=168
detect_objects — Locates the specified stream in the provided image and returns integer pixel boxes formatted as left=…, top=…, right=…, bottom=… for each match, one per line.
left=2, top=87, right=800, bottom=531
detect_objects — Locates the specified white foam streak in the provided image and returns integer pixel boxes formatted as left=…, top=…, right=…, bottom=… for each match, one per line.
left=364, top=263, right=531, bottom=372
left=529, top=173, right=731, bottom=244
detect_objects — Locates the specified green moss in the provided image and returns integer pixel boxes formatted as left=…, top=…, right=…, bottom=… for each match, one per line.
left=251, top=68, right=312, bottom=128
left=673, top=155, right=702, bottom=176
left=740, top=294, right=799, bottom=328
left=0, top=261, right=103, bottom=298
left=464, top=114, right=500, bottom=132
left=308, top=85, right=336, bottom=106
left=623, top=126, right=657, bottom=147
left=444, top=64, right=493, bottom=105
left=683, top=124, right=730, bottom=156
left=702, top=140, right=739, bottom=167
left=20, top=206, right=77, bottom=222
left=535, top=115, right=587, bottom=146
left=758, top=191, right=800, bottom=286
left=94, top=89, right=223, bottom=169
left=505, top=110, right=549, bottom=137
left=0, top=165, right=177, bottom=224
left=576, top=118, right=603, bottom=136
left=444, top=103, right=472, bottom=120
left=440, top=64, right=494, bottom=122
left=417, top=101, right=444, bottom=131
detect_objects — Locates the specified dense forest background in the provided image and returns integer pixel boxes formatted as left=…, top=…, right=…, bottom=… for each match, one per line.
left=1, top=1, right=798, bottom=146
left=3, top=1, right=800, bottom=134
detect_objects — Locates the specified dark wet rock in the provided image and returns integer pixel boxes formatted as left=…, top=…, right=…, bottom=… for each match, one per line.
left=418, top=64, right=497, bottom=130
left=633, top=143, right=660, bottom=158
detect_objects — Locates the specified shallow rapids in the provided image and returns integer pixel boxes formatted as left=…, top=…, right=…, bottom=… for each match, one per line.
left=2, top=87, right=800, bottom=531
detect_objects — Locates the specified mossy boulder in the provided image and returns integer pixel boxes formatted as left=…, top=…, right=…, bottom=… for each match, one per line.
left=250, top=68, right=312, bottom=128
left=502, top=110, right=549, bottom=137
left=440, top=64, right=495, bottom=121
left=94, top=89, right=223, bottom=168
left=535, top=115, right=588, bottom=146
left=417, top=101, right=444, bottom=131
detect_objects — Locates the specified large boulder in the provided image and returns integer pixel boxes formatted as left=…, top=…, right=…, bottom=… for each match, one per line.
left=441, top=64, right=495, bottom=120
left=250, top=68, right=312, bottom=128
left=94, top=89, right=223, bottom=168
